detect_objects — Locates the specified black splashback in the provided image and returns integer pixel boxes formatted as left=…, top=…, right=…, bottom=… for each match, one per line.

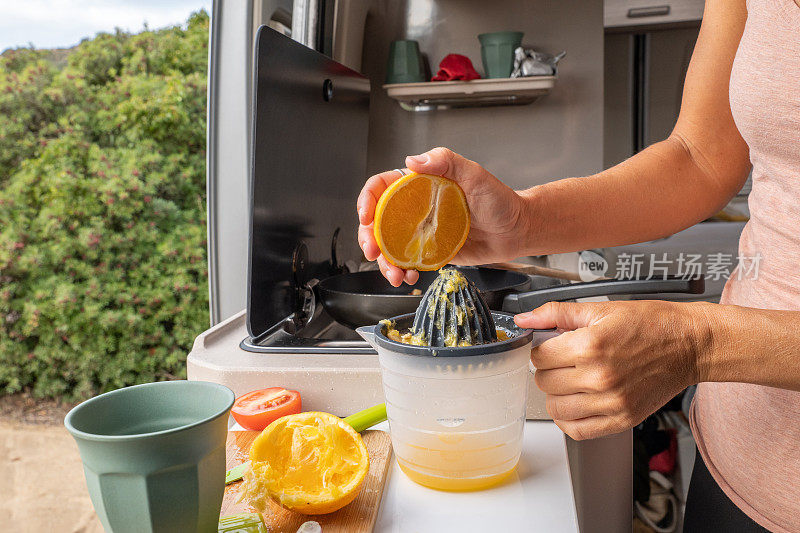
left=247, top=26, right=370, bottom=340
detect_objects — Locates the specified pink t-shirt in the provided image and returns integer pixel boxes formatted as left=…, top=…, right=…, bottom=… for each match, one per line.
left=690, top=1, right=800, bottom=530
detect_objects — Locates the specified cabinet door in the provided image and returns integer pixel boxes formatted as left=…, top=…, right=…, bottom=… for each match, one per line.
left=603, top=26, right=699, bottom=168
left=646, top=27, right=698, bottom=145
left=604, top=33, right=635, bottom=168
left=605, top=0, right=704, bottom=30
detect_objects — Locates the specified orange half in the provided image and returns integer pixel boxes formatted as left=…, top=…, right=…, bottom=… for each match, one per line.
left=373, top=172, right=470, bottom=270
left=240, top=412, right=369, bottom=515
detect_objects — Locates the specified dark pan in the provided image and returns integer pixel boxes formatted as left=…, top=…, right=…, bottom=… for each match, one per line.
left=316, top=267, right=531, bottom=329
left=316, top=266, right=705, bottom=329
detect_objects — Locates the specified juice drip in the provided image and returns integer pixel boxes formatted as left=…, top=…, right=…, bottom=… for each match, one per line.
left=398, top=459, right=517, bottom=491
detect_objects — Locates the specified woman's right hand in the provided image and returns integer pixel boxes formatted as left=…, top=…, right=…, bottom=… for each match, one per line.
left=356, top=147, right=532, bottom=286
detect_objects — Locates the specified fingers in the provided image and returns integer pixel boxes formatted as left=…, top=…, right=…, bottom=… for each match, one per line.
left=356, top=168, right=419, bottom=286
left=361, top=249, right=418, bottom=285
left=360, top=224, right=420, bottom=286
left=546, top=393, right=615, bottom=421
left=534, top=367, right=594, bottom=395
left=377, top=255, right=406, bottom=287
left=358, top=224, right=380, bottom=261
left=405, top=147, right=482, bottom=185
left=515, top=301, right=598, bottom=331
left=530, top=328, right=592, bottom=370
left=357, top=169, right=407, bottom=225
left=554, top=415, right=630, bottom=441
left=404, top=269, right=420, bottom=285
left=357, top=200, right=420, bottom=286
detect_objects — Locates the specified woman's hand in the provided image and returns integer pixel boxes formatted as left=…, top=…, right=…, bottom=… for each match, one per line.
left=515, top=300, right=712, bottom=440
left=356, top=147, right=531, bottom=286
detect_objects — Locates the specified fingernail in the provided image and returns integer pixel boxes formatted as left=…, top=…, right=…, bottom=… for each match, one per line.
left=406, top=154, right=429, bottom=165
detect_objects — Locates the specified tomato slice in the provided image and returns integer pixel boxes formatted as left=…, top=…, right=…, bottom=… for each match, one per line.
left=231, top=387, right=302, bottom=430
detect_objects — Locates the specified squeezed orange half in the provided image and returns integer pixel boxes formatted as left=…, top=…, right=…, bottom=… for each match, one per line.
left=241, top=412, right=369, bottom=515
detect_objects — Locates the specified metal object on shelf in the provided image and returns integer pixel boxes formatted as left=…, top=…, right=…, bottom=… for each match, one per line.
left=512, top=48, right=566, bottom=78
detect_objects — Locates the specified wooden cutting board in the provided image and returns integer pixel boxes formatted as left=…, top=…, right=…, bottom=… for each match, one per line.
left=222, top=430, right=392, bottom=533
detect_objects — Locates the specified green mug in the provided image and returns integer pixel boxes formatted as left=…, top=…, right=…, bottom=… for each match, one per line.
left=386, top=39, right=426, bottom=84
left=65, top=380, right=235, bottom=533
left=478, top=31, right=524, bottom=78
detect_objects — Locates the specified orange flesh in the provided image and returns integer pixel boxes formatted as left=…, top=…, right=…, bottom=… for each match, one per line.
left=384, top=327, right=510, bottom=346
left=241, top=412, right=369, bottom=515
left=374, top=173, right=470, bottom=271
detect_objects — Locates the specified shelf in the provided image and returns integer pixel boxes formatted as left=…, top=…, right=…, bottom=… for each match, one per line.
left=383, top=76, right=556, bottom=111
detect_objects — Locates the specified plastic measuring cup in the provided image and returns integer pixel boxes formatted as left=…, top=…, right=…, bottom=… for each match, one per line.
left=358, top=312, right=557, bottom=491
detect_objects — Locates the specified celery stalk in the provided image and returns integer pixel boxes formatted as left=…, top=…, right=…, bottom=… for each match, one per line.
left=343, top=403, right=387, bottom=433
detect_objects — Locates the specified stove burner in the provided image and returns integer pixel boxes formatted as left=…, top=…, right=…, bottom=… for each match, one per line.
left=240, top=303, right=374, bottom=354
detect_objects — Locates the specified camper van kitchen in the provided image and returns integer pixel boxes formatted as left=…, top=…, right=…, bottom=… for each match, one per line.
left=8, top=0, right=795, bottom=532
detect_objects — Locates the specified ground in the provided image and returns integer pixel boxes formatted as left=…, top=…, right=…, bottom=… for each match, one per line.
left=0, top=393, right=103, bottom=532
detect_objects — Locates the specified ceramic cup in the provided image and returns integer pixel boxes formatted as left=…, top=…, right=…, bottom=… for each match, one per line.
left=385, top=39, right=426, bottom=84
left=65, top=380, right=235, bottom=533
left=479, top=31, right=524, bottom=78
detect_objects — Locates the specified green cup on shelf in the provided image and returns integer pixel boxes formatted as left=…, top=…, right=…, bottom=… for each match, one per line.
left=386, top=39, right=426, bottom=84
left=479, top=31, right=524, bottom=78
left=65, top=380, right=235, bottom=533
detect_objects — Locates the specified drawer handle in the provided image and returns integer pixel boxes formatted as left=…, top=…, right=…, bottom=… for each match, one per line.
left=627, top=5, right=671, bottom=18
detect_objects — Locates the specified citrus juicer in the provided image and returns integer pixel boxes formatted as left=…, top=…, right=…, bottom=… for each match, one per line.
left=410, top=268, right=498, bottom=347
left=357, top=268, right=559, bottom=491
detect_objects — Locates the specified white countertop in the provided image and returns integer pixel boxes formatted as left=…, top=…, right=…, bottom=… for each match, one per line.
left=374, top=420, right=578, bottom=533
left=228, top=419, right=578, bottom=532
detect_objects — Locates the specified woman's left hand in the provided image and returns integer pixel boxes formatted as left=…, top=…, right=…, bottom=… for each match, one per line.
left=515, top=300, right=711, bottom=440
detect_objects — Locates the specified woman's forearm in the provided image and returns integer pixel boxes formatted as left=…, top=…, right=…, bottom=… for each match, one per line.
left=696, top=304, right=800, bottom=392
left=513, top=0, right=750, bottom=258
left=517, top=134, right=750, bottom=256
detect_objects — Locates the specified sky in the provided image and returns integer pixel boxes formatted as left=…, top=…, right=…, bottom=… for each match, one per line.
left=0, top=0, right=212, bottom=53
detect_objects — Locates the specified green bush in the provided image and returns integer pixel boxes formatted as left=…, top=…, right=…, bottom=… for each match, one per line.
left=0, top=11, right=210, bottom=400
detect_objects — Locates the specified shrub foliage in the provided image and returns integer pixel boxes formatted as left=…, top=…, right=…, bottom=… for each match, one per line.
left=0, top=12, right=209, bottom=400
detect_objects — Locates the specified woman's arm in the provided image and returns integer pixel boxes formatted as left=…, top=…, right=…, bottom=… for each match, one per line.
left=519, top=0, right=751, bottom=254
left=698, top=304, right=800, bottom=392
left=515, top=300, right=800, bottom=441
left=356, top=0, right=751, bottom=286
